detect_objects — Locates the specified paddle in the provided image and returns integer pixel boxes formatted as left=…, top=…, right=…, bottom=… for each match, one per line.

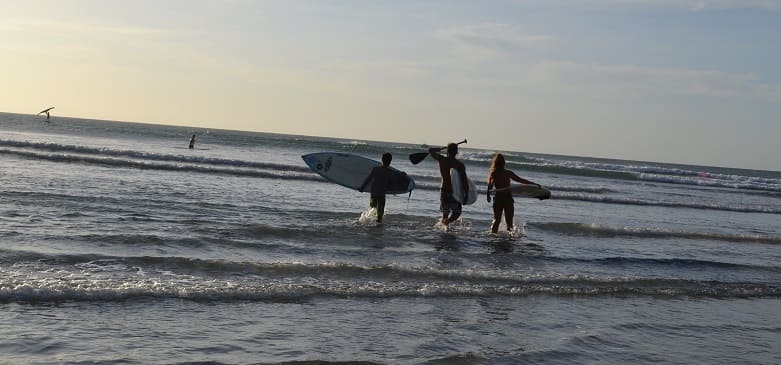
left=409, top=139, right=467, bottom=165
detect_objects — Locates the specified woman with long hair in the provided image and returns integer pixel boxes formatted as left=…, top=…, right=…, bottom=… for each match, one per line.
left=487, top=153, right=540, bottom=233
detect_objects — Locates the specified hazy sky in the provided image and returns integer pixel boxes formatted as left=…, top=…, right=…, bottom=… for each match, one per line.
left=1, top=0, right=780, bottom=170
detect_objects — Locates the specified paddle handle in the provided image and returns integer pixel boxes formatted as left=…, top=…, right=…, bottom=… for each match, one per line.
left=409, top=139, right=467, bottom=164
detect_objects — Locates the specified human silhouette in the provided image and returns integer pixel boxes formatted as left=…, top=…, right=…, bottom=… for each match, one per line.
left=38, top=107, right=54, bottom=122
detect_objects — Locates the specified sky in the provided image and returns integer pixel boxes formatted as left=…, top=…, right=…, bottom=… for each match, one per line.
left=1, top=0, right=780, bottom=170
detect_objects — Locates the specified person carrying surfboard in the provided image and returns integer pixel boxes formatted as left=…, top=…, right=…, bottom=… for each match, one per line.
left=429, top=143, right=468, bottom=227
left=359, top=152, right=398, bottom=223
left=487, top=153, right=540, bottom=233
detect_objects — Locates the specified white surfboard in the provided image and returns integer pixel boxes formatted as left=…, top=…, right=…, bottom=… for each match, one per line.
left=490, top=184, right=551, bottom=200
left=302, top=152, right=415, bottom=194
left=450, top=168, right=477, bottom=205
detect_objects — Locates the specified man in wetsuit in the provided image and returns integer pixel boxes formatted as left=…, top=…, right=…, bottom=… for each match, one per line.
left=429, top=143, right=468, bottom=227
left=359, top=153, right=395, bottom=223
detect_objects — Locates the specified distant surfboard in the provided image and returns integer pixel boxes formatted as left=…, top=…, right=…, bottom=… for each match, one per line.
left=450, top=168, right=477, bottom=205
left=302, top=152, right=414, bottom=194
left=490, top=185, right=551, bottom=200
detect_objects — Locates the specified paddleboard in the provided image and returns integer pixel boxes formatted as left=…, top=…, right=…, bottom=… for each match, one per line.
left=450, top=168, right=477, bottom=205
left=491, top=185, right=551, bottom=200
left=302, top=152, right=415, bottom=194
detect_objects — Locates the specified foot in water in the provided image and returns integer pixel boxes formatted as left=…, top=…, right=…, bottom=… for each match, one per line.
left=435, top=220, right=450, bottom=232
left=359, top=208, right=380, bottom=225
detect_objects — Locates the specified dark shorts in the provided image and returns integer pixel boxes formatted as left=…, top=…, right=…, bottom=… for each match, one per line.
left=440, top=192, right=462, bottom=217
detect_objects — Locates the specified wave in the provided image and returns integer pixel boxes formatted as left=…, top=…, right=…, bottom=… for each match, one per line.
left=539, top=158, right=781, bottom=184
left=0, top=139, right=312, bottom=172
left=504, top=157, right=781, bottom=194
left=1, top=252, right=778, bottom=302
left=1, top=275, right=776, bottom=303
left=0, top=146, right=611, bottom=195
left=459, top=151, right=539, bottom=165
left=29, top=251, right=779, bottom=275
left=518, top=163, right=781, bottom=194
left=560, top=256, right=781, bottom=273
left=0, top=148, right=322, bottom=181
left=546, top=185, right=613, bottom=194
left=637, top=173, right=781, bottom=193
left=507, top=161, right=640, bottom=180
left=533, top=222, right=781, bottom=244
left=4, top=138, right=779, bottom=196
left=553, top=192, right=781, bottom=214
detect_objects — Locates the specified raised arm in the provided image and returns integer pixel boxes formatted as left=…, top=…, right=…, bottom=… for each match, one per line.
left=428, top=147, right=445, bottom=162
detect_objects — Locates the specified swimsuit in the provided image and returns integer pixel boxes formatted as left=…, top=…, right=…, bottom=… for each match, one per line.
left=440, top=191, right=462, bottom=217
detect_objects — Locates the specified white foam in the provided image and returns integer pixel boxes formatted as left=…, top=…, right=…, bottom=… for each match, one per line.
left=357, top=207, right=379, bottom=225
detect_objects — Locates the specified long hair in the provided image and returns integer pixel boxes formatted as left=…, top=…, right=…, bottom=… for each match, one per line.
left=489, top=153, right=505, bottom=180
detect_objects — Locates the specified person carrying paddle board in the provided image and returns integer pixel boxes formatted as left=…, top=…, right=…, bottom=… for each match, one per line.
left=359, top=152, right=399, bottom=223
left=429, top=143, right=468, bottom=227
left=487, top=153, right=540, bottom=233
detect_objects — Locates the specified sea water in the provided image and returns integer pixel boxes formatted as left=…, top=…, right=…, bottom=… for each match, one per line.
left=0, top=112, right=779, bottom=364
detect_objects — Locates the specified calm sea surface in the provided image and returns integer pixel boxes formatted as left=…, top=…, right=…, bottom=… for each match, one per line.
left=1, top=112, right=779, bottom=364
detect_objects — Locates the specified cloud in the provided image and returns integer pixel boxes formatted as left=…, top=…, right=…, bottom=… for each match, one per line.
left=524, top=62, right=781, bottom=102
left=436, top=23, right=556, bottom=60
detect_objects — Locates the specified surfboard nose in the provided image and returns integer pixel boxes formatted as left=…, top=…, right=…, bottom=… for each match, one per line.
left=301, top=154, right=323, bottom=171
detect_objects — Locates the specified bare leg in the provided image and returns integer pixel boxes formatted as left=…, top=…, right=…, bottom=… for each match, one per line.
left=491, top=202, right=502, bottom=233
left=505, top=202, right=515, bottom=232
left=447, top=204, right=462, bottom=225
left=376, top=198, right=385, bottom=223
left=447, top=213, right=460, bottom=225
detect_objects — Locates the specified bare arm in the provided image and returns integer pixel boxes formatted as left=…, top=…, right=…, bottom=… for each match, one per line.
left=486, top=174, right=493, bottom=202
left=428, top=147, right=445, bottom=162
left=509, top=171, right=540, bottom=187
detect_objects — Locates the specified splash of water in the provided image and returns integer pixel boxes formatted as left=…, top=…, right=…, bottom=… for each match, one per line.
left=357, top=207, right=379, bottom=225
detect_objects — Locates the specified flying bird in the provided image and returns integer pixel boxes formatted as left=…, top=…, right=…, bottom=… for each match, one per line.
left=38, top=107, right=54, bottom=121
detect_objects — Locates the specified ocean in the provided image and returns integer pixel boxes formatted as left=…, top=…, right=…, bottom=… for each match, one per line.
left=0, top=111, right=779, bottom=364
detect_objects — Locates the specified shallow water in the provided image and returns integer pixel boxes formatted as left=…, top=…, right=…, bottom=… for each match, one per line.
left=1, top=112, right=779, bottom=364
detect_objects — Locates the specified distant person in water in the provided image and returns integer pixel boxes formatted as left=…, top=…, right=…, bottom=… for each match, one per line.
left=38, top=107, right=54, bottom=122
left=429, top=143, right=468, bottom=226
left=188, top=134, right=196, bottom=149
left=486, top=153, right=540, bottom=233
left=359, top=152, right=396, bottom=223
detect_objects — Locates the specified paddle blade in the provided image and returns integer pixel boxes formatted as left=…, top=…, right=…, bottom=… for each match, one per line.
left=409, top=152, right=429, bottom=165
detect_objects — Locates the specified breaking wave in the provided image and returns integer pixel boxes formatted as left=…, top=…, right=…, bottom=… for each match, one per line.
left=533, top=222, right=781, bottom=244
left=1, top=252, right=778, bottom=303
left=553, top=192, right=781, bottom=214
